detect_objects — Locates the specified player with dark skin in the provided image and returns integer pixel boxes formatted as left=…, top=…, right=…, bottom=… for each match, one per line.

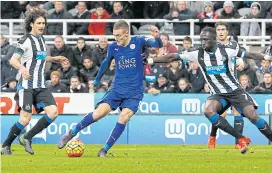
left=208, top=22, right=245, bottom=149
left=148, top=27, right=272, bottom=154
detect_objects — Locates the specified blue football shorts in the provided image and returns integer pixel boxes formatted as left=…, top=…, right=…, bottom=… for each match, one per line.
left=96, top=89, right=143, bottom=113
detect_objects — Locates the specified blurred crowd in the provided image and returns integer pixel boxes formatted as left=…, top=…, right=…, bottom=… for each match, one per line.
left=2, top=1, right=272, bottom=35
left=1, top=1, right=272, bottom=94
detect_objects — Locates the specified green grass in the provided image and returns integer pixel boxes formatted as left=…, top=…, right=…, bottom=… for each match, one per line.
left=1, top=145, right=272, bottom=173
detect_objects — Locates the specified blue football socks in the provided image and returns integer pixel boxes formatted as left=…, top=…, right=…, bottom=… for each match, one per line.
left=71, top=112, right=95, bottom=135
left=103, top=122, right=126, bottom=151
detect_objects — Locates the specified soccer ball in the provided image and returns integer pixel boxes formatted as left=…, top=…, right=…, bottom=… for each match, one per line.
left=65, top=139, right=85, bottom=157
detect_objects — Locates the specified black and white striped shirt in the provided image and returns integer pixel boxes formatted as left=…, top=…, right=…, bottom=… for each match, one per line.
left=15, top=34, right=47, bottom=89
left=179, top=40, right=245, bottom=94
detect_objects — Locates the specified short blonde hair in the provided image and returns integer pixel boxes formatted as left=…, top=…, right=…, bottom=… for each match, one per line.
left=50, top=71, right=61, bottom=78
left=113, top=20, right=129, bottom=31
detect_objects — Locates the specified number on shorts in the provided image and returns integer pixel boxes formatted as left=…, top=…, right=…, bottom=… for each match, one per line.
left=242, top=94, right=248, bottom=100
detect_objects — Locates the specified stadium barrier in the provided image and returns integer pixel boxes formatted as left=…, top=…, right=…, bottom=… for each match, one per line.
left=1, top=19, right=272, bottom=47
left=1, top=93, right=271, bottom=145
left=1, top=115, right=270, bottom=145
left=1, top=93, right=272, bottom=115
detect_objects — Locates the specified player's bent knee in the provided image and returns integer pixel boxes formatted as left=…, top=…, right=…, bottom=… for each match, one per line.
left=242, top=105, right=255, bottom=114
left=44, top=105, right=58, bottom=119
left=19, top=111, right=31, bottom=126
left=203, top=106, right=215, bottom=117
left=243, top=106, right=259, bottom=122
left=118, top=114, right=130, bottom=124
left=118, top=108, right=134, bottom=124
left=204, top=103, right=218, bottom=117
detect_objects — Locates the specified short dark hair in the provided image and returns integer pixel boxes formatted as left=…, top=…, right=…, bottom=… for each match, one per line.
left=71, top=75, right=80, bottom=81
left=215, top=22, right=229, bottom=30
left=202, top=27, right=216, bottom=34
left=78, top=1, right=86, bottom=6
left=24, top=9, right=47, bottom=33
left=83, top=57, right=93, bottom=62
left=113, top=20, right=129, bottom=30
left=264, top=72, right=272, bottom=77
left=201, top=27, right=216, bottom=39
left=95, top=2, right=104, bottom=9
left=77, top=37, right=85, bottom=42
left=183, top=36, right=192, bottom=43
left=113, top=1, right=123, bottom=6
left=160, top=33, right=169, bottom=40
left=239, top=74, right=249, bottom=81
left=179, top=78, right=190, bottom=85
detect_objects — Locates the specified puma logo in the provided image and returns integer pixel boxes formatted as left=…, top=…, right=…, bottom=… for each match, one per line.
left=215, top=121, right=221, bottom=126
left=260, top=125, right=267, bottom=131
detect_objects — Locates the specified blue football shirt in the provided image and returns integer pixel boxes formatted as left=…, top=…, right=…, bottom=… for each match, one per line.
left=95, top=36, right=162, bottom=96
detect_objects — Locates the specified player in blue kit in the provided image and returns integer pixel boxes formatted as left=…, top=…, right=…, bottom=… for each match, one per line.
left=58, top=20, right=162, bottom=157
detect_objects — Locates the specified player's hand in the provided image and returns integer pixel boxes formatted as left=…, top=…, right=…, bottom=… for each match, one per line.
left=92, top=79, right=100, bottom=87
left=20, top=66, right=30, bottom=80
left=236, top=58, right=245, bottom=71
left=149, top=25, right=160, bottom=38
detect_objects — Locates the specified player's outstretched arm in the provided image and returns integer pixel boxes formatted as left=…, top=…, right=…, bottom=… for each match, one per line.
left=148, top=49, right=198, bottom=65
left=93, top=50, right=113, bottom=86
left=148, top=53, right=179, bottom=64
left=244, top=51, right=272, bottom=61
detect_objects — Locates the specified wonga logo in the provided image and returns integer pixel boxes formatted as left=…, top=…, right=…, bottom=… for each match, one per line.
left=165, top=119, right=228, bottom=144
left=25, top=119, right=92, bottom=142
left=265, top=99, right=272, bottom=114
left=165, top=119, right=186, bottom=142
left=182, top=99, right=200, bottom=114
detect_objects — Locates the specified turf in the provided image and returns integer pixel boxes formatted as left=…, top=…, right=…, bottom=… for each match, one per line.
left=1, top=145, right=272, bottom=173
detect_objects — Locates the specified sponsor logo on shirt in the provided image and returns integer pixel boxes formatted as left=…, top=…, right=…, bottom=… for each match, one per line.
left=118, top=56, right=137, bottom=69
left=36, top=51, right=47, bottom=60
left=206, top=64, right=226, bottom=75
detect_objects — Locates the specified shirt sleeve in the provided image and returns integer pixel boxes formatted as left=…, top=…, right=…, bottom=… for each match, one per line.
left=139, top=36, right=163, bottom=49
left=14, top=39, right=28, bottom=56
left=231, top=41, right=246, bottom=58
left=95, top=45, right=114, bottom=81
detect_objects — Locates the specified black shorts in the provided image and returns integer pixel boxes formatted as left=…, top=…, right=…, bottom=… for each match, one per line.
left=207, top=88, right=258, bottom=114
left=14, top=88, right=56, bottom=113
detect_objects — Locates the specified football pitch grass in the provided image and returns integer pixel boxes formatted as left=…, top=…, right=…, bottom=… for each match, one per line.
left=1, top=145, right=272, bottom=173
